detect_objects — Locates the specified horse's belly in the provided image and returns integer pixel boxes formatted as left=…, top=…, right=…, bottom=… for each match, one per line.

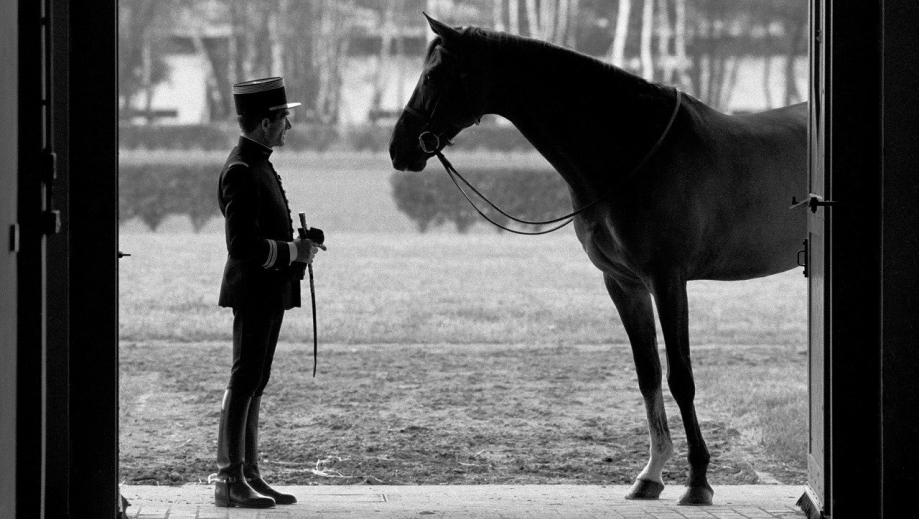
left=695, top=210, right=805, bottom=280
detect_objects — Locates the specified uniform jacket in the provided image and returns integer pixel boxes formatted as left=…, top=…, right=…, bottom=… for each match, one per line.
left=217, top=136, right=303, bottom=310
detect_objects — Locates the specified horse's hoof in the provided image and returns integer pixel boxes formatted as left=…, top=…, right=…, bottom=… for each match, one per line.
left=625, top=479, right=664, bottom=500
left=678, top=484, right=714, bottom=506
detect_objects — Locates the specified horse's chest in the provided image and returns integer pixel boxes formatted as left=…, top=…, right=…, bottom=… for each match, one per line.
left=574, top=218, right=639, bottom=278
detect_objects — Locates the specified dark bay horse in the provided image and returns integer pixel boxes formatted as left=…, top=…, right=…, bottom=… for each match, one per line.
left=390, top=14, right=807, bottom=506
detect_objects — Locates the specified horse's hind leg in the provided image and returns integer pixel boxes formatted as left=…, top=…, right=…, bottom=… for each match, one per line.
left=650, top=273, right=713, bottom=506
left=604, top=274, right=673, bottom=500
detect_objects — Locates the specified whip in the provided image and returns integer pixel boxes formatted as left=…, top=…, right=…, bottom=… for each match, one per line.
left=298, top=212, right=325, bottom=377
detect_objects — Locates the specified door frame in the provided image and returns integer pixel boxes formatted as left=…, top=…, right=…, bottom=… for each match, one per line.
left=801, top=1, right=919, bottom=517
left=5, top=1, right=919, bottom=517
left=3, top=0, right=120, bottom=516
left=63, top=0, right=121, bottom=515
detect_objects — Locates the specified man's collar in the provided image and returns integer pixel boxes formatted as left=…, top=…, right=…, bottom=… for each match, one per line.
left=239, top=135, right=273, bottom=158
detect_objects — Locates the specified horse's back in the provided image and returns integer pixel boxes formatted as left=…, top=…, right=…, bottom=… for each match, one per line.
left=731, top=102, right=808, bottom=143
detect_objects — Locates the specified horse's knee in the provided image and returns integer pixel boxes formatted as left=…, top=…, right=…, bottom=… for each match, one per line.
left=666, top=369, right=696, bottom=403
left=637, top=371, right=663, bottom=398
left=632, top=350, right=663, bottom=396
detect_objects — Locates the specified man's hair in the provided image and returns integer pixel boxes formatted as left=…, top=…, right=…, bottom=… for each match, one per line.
left=238, top=109, right=285, bottom=134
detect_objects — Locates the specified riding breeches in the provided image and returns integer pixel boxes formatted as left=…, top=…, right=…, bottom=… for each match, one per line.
left=229, top=306, right=285, bottom=397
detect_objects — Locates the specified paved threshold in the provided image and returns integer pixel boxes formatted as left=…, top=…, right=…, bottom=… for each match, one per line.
left=121, top=484, right=806, bottom=518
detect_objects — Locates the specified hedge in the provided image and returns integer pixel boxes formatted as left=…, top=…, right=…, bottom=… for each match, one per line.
left=390, top=168, right=571, bottom=233
left=118, top=122, right=532, bottom=152
left=120, top=162, right=220, bottom=232
left=119, top=123, right=340, bottom=152
left=121, top=160, right=570, bottom=235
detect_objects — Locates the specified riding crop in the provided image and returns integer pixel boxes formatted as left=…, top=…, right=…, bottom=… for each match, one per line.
left=298, top=212, right=326, bottom=377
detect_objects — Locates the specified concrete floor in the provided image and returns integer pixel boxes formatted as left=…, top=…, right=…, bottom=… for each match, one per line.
left=121, top=484, right=807, bottom=518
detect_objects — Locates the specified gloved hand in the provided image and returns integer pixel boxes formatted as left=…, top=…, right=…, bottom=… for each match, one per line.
left=304, top=226, right=325, bottom=246
left=293, top=237, right=319, bottom=264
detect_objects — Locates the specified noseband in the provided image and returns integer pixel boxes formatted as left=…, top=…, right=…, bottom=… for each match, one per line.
left=404, top=104, right=453, bottom=154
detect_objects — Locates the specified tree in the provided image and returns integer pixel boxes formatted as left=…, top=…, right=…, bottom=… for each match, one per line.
left=277, top=0, right=358, bottom=124
left=601, top=0, right=807, bottom=111
left=481, top=0, right=576, bottom=45
left=609, top=0, right=631, bottom=67
left=119, top=0, right=177, bottom=121
left=639, top=0, right=654, bottom=80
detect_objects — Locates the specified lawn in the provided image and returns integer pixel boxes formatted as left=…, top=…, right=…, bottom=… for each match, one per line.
left=119, top=230, right=808, bottom=487
left=119, top=150, right=808, bottom=487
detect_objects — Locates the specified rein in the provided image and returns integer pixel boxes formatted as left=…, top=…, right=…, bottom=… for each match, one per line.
left=431, top=89, right=682, bottom=235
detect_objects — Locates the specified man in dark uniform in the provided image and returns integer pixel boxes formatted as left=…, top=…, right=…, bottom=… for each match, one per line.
left=214, top=77, right=323, bottom=508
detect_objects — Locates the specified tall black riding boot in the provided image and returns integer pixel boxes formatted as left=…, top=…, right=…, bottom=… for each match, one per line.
left=244, top=396, right=297, bottom=505
left=215, top=390, right=275, bottom=508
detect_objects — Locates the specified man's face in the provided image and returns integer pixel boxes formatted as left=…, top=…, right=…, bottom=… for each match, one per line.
left=264, top=110, right=292, bottom=147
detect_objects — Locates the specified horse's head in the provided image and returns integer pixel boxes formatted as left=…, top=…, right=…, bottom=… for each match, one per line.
left=390, top=14, right=490, bottom=172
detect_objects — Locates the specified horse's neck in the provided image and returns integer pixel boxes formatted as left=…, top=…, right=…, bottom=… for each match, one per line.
left=487, top=45, right=675, bottom=199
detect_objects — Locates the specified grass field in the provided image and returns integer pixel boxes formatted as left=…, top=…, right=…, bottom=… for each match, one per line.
left=119, top=151, right=808, bottom=487
left=120, top=230, right=807, bottom=348
left=119, top=231, right=808, bottom=487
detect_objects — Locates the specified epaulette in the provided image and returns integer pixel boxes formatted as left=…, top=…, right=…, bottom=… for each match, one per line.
left=227, top=160, right=249, bottom=169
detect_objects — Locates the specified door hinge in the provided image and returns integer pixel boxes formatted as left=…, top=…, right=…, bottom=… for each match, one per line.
left=42, top=210, right=61, bottom=235
left=42, top=150, right=57, bottom=183
left=41, top=151, right=61, bottom=235
left=9, top=224, right=19, bottom=253
left=798, top=238, right=809, bottom=278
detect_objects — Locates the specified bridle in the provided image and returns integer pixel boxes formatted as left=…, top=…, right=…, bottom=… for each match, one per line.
left=400, top=46, right=683, bottom=235
left=402, top=46, right=481, bottom=155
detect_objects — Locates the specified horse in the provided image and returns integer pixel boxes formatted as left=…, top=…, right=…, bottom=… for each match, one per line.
left=390, top=14, right=807, bottom=506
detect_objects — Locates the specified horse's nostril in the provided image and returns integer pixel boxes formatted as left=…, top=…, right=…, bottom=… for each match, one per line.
left=391, top=155, right=411, bottom=171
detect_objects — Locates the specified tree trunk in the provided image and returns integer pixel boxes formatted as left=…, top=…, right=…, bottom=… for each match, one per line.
left=763, top=42, right=774, bottom=109
left=640, top=0, right=654, bottom=80
left=540, top=0, right=556, bottom=41
left=673, top=0, right=689, bottom=88
left=565, top=0, right=579, bottom=48
left=656, top=0, right=672, bottom=82
left=508, top=0, right=520, bottom=34
left=556, top=0, right=570, bottom=46
left=721, top=54, right=740, bottom=109
left=784, top=18, right=806, bottom=105
left=371, top=2, right=396, bottom=120
left=142, top=35, right=154, bottom=123
left=493, top=0, right=505, bottom=31
left=610, top=0, right=631, bottom=67
left=525, top=0, right=539, bottom=38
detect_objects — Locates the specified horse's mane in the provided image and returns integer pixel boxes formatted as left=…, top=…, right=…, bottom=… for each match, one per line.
left=425, top=24, right=677, bottom=157
left=458, top=26, right=654, bottom=92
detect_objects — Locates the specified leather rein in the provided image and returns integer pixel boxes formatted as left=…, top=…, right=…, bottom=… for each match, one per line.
left=403, top=59, right=683, bottom=235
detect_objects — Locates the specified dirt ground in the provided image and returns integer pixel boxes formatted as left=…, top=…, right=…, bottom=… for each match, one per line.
left=119, top=341, right=805, bottom=487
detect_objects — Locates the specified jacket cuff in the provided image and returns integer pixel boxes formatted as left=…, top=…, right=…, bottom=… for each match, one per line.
left=261, top=239, right=293, bottom=269
left=261, top=240, right=279, bottom=268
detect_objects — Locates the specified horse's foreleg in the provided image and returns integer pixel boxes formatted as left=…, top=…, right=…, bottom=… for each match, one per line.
left=604, top=274, right=672, bottom=500
left=650, top=273, right=713, bottom=506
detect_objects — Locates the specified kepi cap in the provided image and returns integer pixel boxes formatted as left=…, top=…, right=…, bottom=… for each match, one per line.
left=233, top=77, right=301, bottom=116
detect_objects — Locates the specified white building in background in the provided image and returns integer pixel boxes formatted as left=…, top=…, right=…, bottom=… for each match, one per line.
left=143, top=54, right=211, bottom=124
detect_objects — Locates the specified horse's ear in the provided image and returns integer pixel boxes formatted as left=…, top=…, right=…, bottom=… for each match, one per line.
left=423, top=12, right=460, bottom=43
